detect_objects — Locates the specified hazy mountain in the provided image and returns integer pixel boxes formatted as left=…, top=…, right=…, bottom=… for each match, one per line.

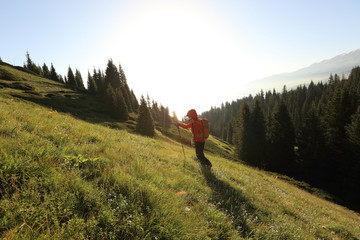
left=244, top=48, right=360, bottom=94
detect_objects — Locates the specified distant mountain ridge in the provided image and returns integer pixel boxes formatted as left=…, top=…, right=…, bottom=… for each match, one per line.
left=244, top=48, right=360, bottom=94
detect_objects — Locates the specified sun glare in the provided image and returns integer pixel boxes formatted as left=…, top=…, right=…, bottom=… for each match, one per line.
left=111, top=1, right=249, bottom=117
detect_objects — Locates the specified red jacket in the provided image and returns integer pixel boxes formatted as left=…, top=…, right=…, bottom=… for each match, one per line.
left=179, top=109, right=205, bottom=142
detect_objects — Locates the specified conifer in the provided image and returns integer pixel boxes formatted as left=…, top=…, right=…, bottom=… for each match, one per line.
left=249, top=99, right=266, bottom=168
left=75, top=69, right=85, bottom=90
left=42, top=63, right=50, bottom=79
left=346, top=106, right=360, bottom=150
left=233, top=102, right=251, bottom=162
left=67, top=67, right=76, bottom=87
left=93, top=68, right=105, bottom=95
left=130, top=89, right=139, bottom=112
left=226, top=121, right=233, bottom=144
left=119, top=63, right=127, bottom=85
left=114, top=89, right=129, bottom=121
left=104, top=59, right=121, bottom=89
left=159, top=105, right=171, bottom=130
left=151, top=100, right=160, bottom=122
left=136, top=95, right=155, bottom=137
left=120, top=84, right=133, bottom=112
left=298, top=104, right=328, bottom=184
left=25, top=51, right=41, bottom=75
left=87, top=71, right=98, bottom=94
left=50, top=63, right=60, bottom=82
left=267, top=100, right=295, bottom=173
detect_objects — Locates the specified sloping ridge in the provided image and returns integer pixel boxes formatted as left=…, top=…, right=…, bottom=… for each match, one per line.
left=245, top=48, right=360, bottom=93
left=1, top=63, right=360, bottom=239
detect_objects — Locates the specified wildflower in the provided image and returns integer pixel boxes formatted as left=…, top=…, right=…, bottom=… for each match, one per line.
left=176, top=191, right=188, bottom=195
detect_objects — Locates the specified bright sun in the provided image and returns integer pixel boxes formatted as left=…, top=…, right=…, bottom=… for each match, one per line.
left=111, top=1, right=248, bottom=117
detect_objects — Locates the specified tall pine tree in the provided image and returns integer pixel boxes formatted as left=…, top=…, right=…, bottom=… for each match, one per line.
left=344, top=106, right=360, bottom=202
left=87, top=71, right=98, bottom=94
left=75, top=69, right=85, bottom=90
left=298, top=103, right=328, bottom=185
left=104, top=59, right=121, bottom=89
left=49, top=63, right=59, bottom=82
left=25, top=51, right=41, bottom=75
left=114, top=88, right=129, bottom=121
left=42, top=63, right=50, bottom=79
left=136, top=95, right=155, bottom=137
left=266, top=100, right=295, bottom=174
left=233, top=102, right=251, bottom=162
left=249, top=99, right=266, bottom=168
left=93, top=68, right=105, bottom=95
left=67, top=67, right=76, bottom=87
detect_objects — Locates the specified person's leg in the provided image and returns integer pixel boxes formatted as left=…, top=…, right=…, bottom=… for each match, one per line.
left=195, top=142, right=212, bottom=168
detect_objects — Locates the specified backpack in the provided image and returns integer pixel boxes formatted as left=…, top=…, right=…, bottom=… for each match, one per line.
left=201, top=118, right=210, bottom=139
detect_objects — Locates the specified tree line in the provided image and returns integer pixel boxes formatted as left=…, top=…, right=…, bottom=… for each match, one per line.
left=23, top=52, right=173, bottom=138
left=201, top=67, right=360, bottom=207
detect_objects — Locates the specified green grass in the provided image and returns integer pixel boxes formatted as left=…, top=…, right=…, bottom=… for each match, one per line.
left=1, top=63, right=360, bottom=239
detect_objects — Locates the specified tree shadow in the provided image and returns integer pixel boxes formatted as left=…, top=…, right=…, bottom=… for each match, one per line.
left=201, top=168, right=256, bottom=238
left=10, top=92, right=128, bottom=127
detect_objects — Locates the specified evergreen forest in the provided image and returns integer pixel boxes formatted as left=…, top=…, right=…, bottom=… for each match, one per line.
left=20, top=53, right=171, bottom=137
left=201, top=67, right=360, bottom=209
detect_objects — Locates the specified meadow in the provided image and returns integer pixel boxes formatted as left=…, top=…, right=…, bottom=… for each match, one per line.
left=1, top=63, right=360, bottom=239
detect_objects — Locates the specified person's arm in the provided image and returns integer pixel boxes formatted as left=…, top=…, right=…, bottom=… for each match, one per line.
left=178, top=122, right=192, bottom=129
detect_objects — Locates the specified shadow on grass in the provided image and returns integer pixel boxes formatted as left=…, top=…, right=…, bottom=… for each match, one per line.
left=10, top=92, right=129, bottom=129
left=201, top=168, right=256, bottom=238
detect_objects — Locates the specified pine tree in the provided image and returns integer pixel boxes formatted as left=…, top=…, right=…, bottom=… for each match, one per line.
left=50, top=63, right=60, bottom=82
left=87, top=71, right=98, bottom=94
left=114, top=88, right=129, bottom=121
left=104, top=84, right=129, bottom=121
left=233, top=102, right=251, bottom=162
left=136, top=95, right=155, bottom=137
left=119, top=63, right=127, bottom=85
left=346, top=106, right=360, bottom=151
left=93, top=68, right=105, bottom=95
left=151, top=100, right=160, bottom=122
left=120, top=84, right=133, bottom=112
left=267, top=100, right=295, bottom=174
left=249, top=99, right=266, bottom=168
left=130, top=89, right=139, bottom=112
left=42, top=63, right=50, bottom=79
left=323, top=87, right=354, bottom=151
left=104, top=59, right=121, bottom=89
left=344, top=106, right=360, bottom=202
left=298, top=103, right=328, bottom=184
left=25, top=51, right=41, bottom=75
left=226, top=121, right=234, bottom=144
left=159, top=105, right=171, bottom=131
left=67, top=67, right=76, bottom=87
left=75, top=69, right=85, bottom=90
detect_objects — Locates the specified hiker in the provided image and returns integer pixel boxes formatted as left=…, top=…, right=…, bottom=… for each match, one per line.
left=177, top=109, right=212, bottom=169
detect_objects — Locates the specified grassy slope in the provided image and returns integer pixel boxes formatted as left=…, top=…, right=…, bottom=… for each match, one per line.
left=1, top=64, right=360, bottom=239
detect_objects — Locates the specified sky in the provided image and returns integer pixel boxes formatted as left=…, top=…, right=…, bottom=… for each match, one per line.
left=1, top=0, right=360, bottom=117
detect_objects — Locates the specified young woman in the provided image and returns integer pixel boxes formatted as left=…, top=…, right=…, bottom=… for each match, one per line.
left=177, top=109, right=212, bottom=169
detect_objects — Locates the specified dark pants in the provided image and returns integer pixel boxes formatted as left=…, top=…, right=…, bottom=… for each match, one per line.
left=195, top=141, right=212, bottom=168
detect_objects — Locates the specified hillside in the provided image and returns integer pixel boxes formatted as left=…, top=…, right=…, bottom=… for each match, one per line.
left=1, top=63, right=360, bottom=239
